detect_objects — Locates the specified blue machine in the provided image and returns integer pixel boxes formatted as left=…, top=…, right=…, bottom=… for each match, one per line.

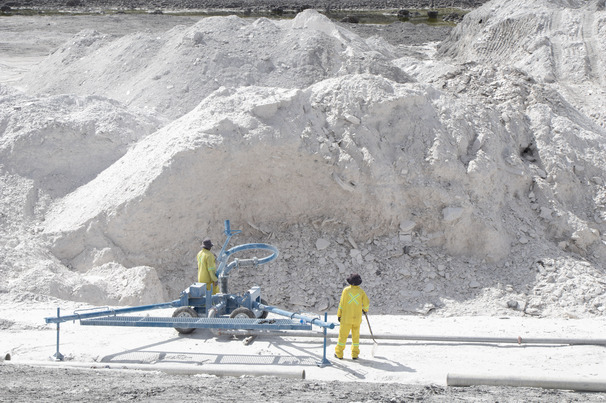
left=44, top=220, right=337, bottom=361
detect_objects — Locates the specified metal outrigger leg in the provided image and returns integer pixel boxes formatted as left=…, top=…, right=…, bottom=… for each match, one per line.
left=52, top=307, right=64, bottom=361
left=317, top=312, right=332, bottom=367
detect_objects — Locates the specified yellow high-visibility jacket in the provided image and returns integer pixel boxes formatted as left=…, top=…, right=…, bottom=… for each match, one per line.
left=337, top=285, right=369, bottom=325
left=197, top=248, right=217, bottom=284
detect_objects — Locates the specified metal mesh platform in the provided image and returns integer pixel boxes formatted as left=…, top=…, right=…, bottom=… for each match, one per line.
left=80, top=316, right=313, bottom=331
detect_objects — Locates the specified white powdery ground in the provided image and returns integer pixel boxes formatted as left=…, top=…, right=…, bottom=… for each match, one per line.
left=0, top=1, right=605, bottom=322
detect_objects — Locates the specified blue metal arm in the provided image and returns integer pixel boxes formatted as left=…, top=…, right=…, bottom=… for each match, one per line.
left=44, top=300, right=182, bottom=324
left=255, top=302, right=337, bottom=329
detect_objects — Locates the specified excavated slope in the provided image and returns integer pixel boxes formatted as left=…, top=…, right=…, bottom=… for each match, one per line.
left=1, top=5, right=605, bottom=315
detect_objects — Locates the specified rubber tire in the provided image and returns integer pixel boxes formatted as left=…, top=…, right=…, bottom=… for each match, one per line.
left=259, top=298, right=269, bottom=319
left=172, top=306, right=198, bottom=334
left=229, top=307, right=255, bottom=319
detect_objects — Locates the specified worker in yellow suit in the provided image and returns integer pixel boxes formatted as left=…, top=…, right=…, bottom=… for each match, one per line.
left=335, top=273, right=370, bottom=360
left=197, top=239, right=218, bottom=294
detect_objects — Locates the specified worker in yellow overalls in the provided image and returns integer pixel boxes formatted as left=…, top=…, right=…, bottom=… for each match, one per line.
left=197, top=239, right=218, bottom=294
left=335, top=273, right=370, bottom=359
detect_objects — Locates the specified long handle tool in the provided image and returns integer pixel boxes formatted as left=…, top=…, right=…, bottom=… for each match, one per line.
left=363, top=311, right=378, bottom=357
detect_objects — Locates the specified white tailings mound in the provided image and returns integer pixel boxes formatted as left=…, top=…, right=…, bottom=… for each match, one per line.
left=0, top=87, right=161, bottom=198
left=437, top=0, right=606, bottom=127
left=23, top=12, right=410, bottom=120
left=2, top=4, right=606, bottom=316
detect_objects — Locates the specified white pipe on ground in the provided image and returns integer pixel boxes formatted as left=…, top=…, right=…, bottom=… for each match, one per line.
left=216, top=330, right=606, bottom=346
left=447, top=373, right=606, bottom=392
left=7, top=360, right=305, bottom=379
left=358, top=334, right=606, bottom=346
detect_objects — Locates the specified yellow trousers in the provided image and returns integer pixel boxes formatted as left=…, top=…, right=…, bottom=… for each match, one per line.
left=204, top=282, right=218, bottom=295
left=335, top=323, right=360, bottom=358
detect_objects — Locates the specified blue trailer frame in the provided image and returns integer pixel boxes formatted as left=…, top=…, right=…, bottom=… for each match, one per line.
left=44, top=220, right=338, bottom=365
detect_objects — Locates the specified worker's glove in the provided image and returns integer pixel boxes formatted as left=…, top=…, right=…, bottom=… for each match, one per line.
left=337, top=317, right=341, bottom=322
